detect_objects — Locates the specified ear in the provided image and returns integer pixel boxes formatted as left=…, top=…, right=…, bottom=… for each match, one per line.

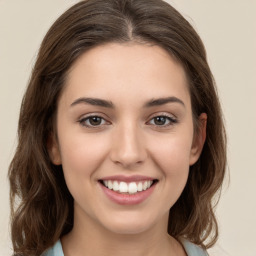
left=47, top=133, right=62, bottom=165
left=189, top=113, right=207, bottom=166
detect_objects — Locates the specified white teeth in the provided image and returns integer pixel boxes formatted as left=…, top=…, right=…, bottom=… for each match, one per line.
left=108, top=181, right=113, bottom=190
left=119, top=182, right=128, bottom=193
left=128, top=182, right=137, bottom=194
left=113, top=181, right=119, bottom=191
left=143, top=181, right=148, bottom=190
left=137, top=182, right=143, bottom=192
left=102, top=180, right=154, bottom=194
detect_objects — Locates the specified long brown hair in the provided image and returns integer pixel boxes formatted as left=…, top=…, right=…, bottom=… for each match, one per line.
left=9, top=0, right=226, bottom=255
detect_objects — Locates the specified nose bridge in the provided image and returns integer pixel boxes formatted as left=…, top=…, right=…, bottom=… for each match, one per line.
left=110, top=119, right=147, bottom=168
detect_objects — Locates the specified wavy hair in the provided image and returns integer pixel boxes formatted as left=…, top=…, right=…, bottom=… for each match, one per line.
left=9, top=0, right=226, bottom=255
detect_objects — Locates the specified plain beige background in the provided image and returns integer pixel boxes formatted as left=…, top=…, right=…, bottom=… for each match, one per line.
left=0, top=1, right=255, bottom=255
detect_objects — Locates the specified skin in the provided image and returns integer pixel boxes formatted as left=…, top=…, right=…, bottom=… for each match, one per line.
left=49, top=42, right=207, bottom=256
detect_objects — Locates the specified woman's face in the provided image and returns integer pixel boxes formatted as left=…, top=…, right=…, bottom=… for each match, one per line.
left=50, top=43, right=206, bottom=235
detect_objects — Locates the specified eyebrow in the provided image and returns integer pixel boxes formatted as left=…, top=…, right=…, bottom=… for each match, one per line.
left=70, top=97, right=114, bottom=108
left=70, top=96, right=185, bottom=108
left=144, top=97, right=185, bottom=108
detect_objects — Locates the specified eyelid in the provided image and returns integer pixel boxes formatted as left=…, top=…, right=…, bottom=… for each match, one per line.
left=146, top=112, right=178, bottom=126
left=77, top=111, right=110, bottom=120
left=147, top=111, right=177, bottom=121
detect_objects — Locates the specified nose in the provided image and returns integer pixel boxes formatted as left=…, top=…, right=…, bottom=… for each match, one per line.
left=110, top=122, right=147, bottom=168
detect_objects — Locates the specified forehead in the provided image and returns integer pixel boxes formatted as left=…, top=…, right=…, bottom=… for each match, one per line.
left=62, top=42, right=190, bottom=107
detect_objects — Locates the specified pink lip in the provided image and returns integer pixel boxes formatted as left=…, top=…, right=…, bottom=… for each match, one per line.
left=99, top=179, right=157, bottom=206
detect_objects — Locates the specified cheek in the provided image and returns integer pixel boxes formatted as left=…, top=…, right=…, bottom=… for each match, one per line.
left=148, top=134, right=193, bottom=207
left=58, top=132, right=110, bottom=180
left=57, top=132, right=112, bottom=214
left=149, top=132, right=193, bottom=175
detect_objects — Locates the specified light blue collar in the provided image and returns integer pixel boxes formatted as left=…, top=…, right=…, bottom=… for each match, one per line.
left=43, top=238, right=208, bottom=256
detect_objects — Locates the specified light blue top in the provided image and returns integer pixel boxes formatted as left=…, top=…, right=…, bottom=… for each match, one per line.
left=42, top=239, right=208, bottom=256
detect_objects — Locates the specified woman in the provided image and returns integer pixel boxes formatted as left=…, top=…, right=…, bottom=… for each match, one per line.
left=9, top=0, right=226, bottom=255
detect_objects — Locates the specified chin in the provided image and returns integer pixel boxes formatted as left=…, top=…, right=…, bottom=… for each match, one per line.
left=99, top=211, right=164, bottom=235
left=105, top=223, right=151, bottom=235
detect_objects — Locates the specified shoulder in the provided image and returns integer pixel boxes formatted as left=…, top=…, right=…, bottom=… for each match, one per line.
left=41, top=240, right=64, bottom=256
left=179, top=238, right=208, bottom=256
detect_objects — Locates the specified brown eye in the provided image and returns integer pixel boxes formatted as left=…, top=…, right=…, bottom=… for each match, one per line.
left=88, top=116, right=102, bottom=126
left=79, top=116, right=107, bottom=127
left=148, top=115, right=177, bottom=126
left=154, top=116, right=168, bottom=125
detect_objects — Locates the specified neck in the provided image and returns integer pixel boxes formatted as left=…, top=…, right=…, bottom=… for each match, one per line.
left=61, top=207, right=185, bottom=256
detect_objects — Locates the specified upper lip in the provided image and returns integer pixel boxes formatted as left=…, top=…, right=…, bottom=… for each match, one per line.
left=100, top=175, right=156, bottom=182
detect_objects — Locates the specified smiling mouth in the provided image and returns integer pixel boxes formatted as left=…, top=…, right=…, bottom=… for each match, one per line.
left=99, top=180, right=158, bottom=195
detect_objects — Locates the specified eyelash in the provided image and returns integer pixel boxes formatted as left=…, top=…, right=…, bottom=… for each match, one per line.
left=147, top=114, right=177, bottom=127
left=78, top=115, right=109, bottom=128
left=78, top=113, right=177, bottom=128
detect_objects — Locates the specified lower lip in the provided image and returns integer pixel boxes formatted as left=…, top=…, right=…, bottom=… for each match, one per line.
left=99, top=182, right=156, bottom=205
